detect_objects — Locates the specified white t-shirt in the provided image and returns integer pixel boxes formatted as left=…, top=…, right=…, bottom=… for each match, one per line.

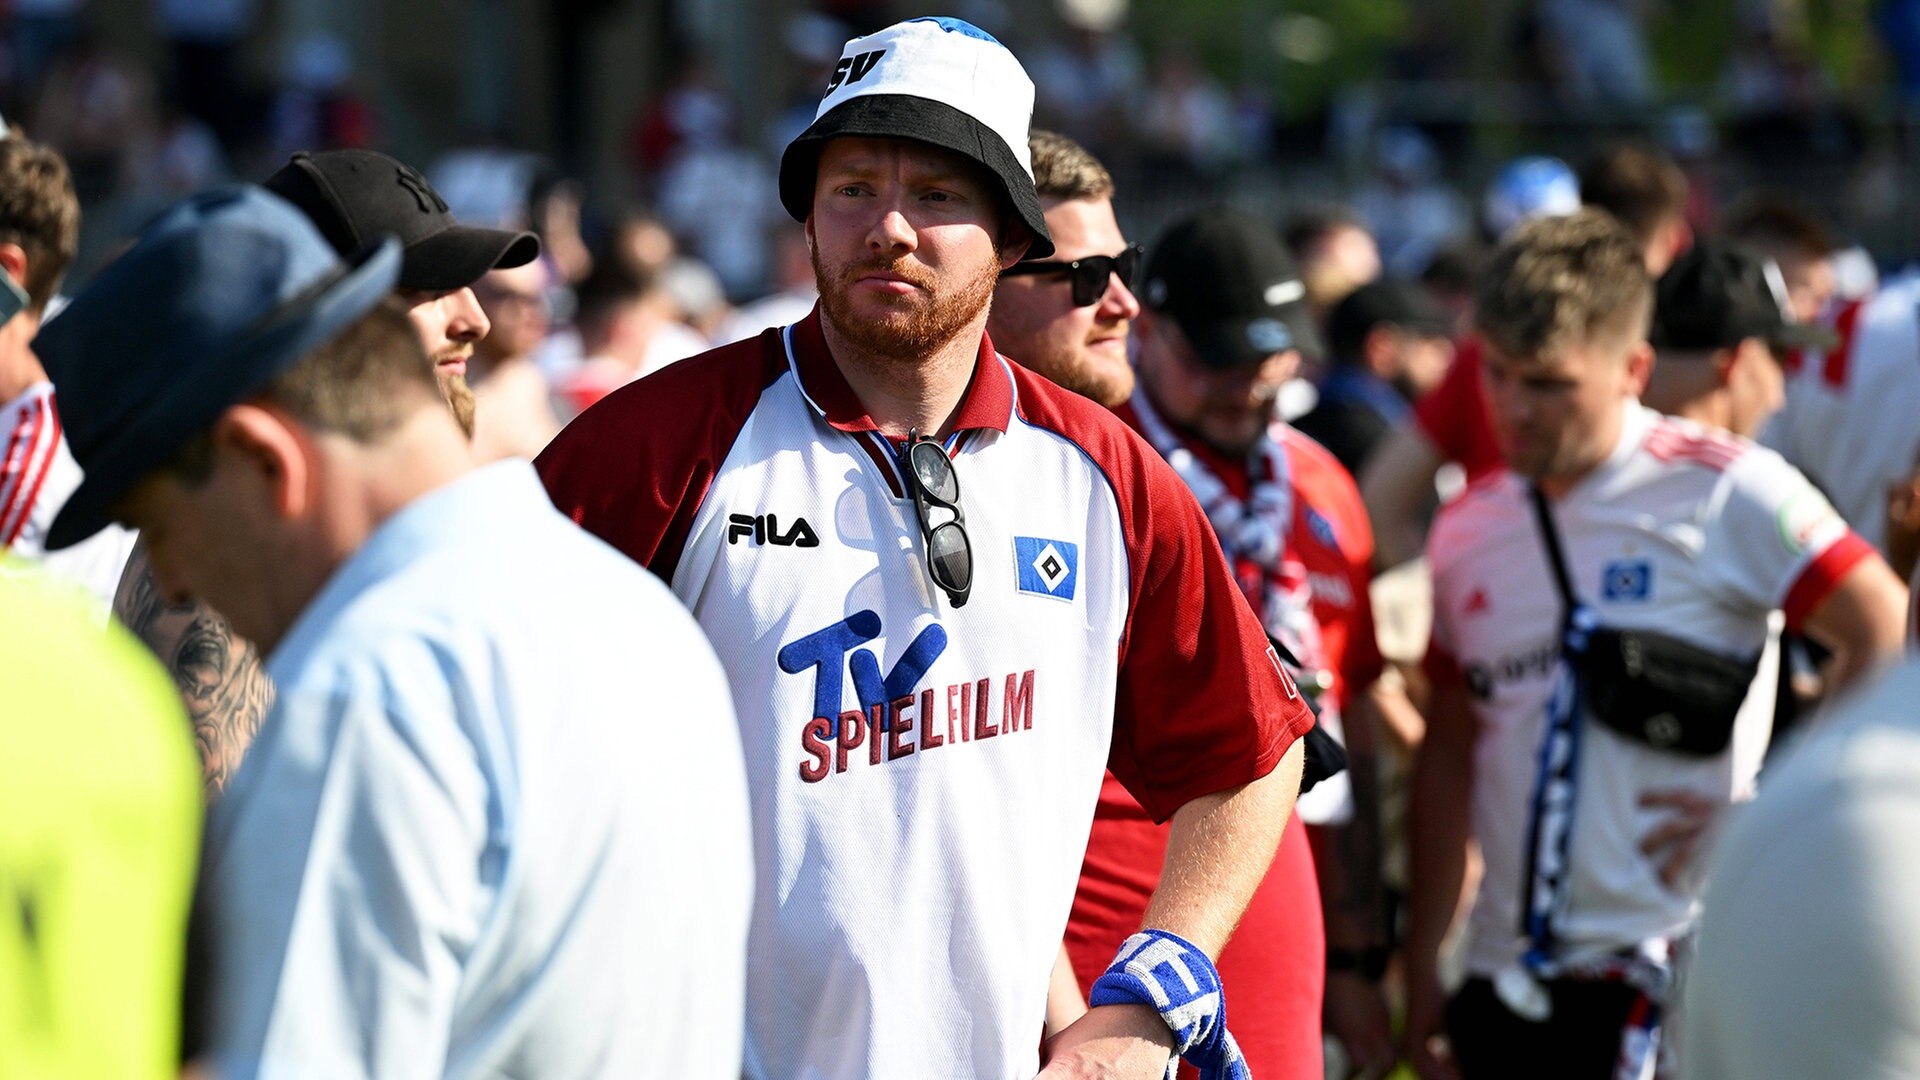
left=1428, top=403, right=1872, bottom=976
left=0, top=382, right=137, bottom=614
left=1762, top=275, right=1920, bottom=554
left=1684, top=658, right=1920, bottom=1080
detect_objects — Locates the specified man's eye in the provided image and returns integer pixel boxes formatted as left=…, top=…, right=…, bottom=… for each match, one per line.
left=837, top=185, right=865, bottom=197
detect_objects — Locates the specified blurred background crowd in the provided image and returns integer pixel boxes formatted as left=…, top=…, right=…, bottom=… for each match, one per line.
left=9, top=0, right=1920, bottom=389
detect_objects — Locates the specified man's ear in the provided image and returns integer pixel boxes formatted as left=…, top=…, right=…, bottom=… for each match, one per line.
left=1714, top=343, right=1745, bottom=387
left=0, top=243, right=28, bottom=293
left=212, top=403, right=312, bottom=519
left=1624, top=339, right=1657, bottom=396
left=997, top=227, right=1034, bottom=271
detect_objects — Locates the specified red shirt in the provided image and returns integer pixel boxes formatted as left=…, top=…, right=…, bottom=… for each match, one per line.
left=1414, top=337, right=1505, bottom=481
left=1065, top=414, right=1383, bottom=1080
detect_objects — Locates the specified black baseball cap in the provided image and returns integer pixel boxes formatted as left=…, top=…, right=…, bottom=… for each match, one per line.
left=1141, top=209, right=1320, bottom=369
left=264, top=150, right=540, bottom=292
left=1327, top=280, right=1453, bottom=361
left=1651, top=239, right=1838, bottom=353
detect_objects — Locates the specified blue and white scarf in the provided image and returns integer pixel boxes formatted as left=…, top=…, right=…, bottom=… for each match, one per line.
left=1090, top=929, right=1249, bottom=1080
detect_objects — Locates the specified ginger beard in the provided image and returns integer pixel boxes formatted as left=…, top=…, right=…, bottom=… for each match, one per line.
left=433, top=346, right=478, bottom=437
left=812, top=240, right=1001, bottom=360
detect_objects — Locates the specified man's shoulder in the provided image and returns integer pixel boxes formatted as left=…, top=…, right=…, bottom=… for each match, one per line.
left=553, top=332, right=786, bottom=446
left=1006, top=362, right=1160, bottom=479
left=1429, top=470, right=1523, bottom=564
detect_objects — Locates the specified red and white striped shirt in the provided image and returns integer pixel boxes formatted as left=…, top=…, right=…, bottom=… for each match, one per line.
left=0, top=382, right=136, bottom=610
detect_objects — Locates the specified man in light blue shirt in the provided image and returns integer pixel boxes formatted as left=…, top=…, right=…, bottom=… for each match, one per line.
left=35, top=186, right=754, bottom=1078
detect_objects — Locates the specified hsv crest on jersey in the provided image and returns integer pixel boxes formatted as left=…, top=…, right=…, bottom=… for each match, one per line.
left=1014, top=536, right=1078, bottom=600
left=726, top=512, right=820, bottom=548
left=1601, top=559, right=1653, bottom=602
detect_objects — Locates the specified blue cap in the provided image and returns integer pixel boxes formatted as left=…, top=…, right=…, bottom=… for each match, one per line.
left=37, top=184, right=400, bottom=549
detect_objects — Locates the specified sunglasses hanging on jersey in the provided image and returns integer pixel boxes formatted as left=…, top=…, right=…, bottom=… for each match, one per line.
left=1000, top=243, right=1144, bottom=307
left=901, top=430, right=972, bottom=608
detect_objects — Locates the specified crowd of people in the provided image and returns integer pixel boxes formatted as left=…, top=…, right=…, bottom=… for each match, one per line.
left=11, top=9, right=1920, bottom=1080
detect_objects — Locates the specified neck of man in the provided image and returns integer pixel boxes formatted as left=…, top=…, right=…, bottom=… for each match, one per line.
left=269, top=408, right=477, bottom=652
left=819, top=307, right=988, bottom=439
left=0, top=315, right=47, bottom=404
left=1668, top=391, right=1730, bottom=434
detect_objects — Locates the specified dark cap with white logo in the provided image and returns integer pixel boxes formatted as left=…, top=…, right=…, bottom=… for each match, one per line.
left=1142, top=208, right=1321, bottom=369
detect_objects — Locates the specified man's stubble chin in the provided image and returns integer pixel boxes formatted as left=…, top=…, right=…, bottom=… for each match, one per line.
left=815, top=247, right=1000, bottom=360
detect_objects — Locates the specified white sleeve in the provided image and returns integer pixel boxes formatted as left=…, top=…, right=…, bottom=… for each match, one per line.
left=207, top=654, right=492, bottom=1080
left=1700, top=446, right=1868, bottom=626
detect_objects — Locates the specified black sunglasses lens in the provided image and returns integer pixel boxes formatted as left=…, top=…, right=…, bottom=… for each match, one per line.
left=927, top=521, right=972, bottom=591
left=1071, top=256, right=1113, bottom=307
left=910, top=441, right=959, bottom=503
left=1115, top=245, right=1141, bottom=289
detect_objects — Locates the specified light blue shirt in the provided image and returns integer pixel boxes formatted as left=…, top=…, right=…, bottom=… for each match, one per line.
left=203, top=461, right=753, bottom=1079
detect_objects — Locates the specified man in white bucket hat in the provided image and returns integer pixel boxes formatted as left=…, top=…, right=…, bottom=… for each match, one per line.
left=541, top=17, right=1312, bottom=1079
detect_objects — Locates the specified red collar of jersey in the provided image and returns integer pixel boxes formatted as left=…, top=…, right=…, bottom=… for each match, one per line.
left=786, top=306, right=1014, bottom=435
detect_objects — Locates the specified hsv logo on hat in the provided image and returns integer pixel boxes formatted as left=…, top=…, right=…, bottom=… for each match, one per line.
left=778, top=17, right=1054, bottom=258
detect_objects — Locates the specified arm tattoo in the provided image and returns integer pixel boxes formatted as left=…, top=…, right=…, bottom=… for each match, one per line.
left=114, top=547, right=275, bottom=795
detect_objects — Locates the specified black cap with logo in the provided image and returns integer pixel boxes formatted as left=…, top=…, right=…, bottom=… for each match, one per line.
left=264, top=149, right=540, bottom=293
left=1651, top=239, right=1838, bottom=353
left=1141, top=209, right=1321, bottom=369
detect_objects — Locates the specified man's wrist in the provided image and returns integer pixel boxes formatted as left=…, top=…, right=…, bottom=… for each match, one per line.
left=1083, top=1001, right=1177, bottom=1050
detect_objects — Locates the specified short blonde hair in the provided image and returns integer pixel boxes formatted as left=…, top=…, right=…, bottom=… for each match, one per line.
left=1474, top=209, right=1651, bottom=360
left=1029, top=129, right=1113, bottom=203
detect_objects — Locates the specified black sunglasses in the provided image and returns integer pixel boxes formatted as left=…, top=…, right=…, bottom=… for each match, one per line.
left=900, top=429, right=971, bottom=608
left=1000, top=243, right=1144, bottom=307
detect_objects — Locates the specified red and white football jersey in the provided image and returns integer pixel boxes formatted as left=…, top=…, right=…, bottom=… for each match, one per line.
left=0, top=382, right=135, bottom=609
left=1428, top=403, right=1872, bottom=977
left=538, top=310, right=1312, bottom=1080
left=1763, top=277, right=1920, bottom=554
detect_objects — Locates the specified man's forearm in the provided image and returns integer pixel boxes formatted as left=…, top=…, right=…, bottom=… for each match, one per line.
left=115, top=547, right=274, bottom=795
left=1141, top=738, right=1305, bottom=957
left=1406, top=688, right=1474, bottom=970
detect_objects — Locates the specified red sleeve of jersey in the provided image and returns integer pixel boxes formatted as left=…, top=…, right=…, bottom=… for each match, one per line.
left=1287, top=431, right=1385, bottom=694
left=1781, top=530, right=1876, bottom=631
left=1413, top=338, right=1504, bottom=480
left=535, top=331, right=787, bottom=581
left=1033, top=378, right=1314, bottom=823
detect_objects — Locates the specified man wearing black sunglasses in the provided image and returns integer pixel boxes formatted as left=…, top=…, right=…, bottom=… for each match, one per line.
left=540, top=18, right=1316, bottom=1080
left=988, top=130, right=1143, bottom=408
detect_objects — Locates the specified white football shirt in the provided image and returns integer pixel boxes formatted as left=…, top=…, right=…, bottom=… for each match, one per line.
left=1427, top=403, right=1872, bottom=977
left=539, top=310, right=1311, bottom=1080
left=1762, top=276, right=1920, bottom=554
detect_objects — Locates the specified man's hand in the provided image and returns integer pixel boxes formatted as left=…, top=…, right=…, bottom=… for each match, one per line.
left=1887, top=473, right=1920, bottom=582
left=1639, top=789, right=1718, bottom=889
left=1325, top=971, right=1396, bottom=1079
left=1036, top=1002, right=1174, bottom=1079
left=1402, top=968, right=1459, bottom=1080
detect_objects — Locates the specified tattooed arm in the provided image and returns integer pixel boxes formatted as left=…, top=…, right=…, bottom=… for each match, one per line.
left=115, top=545, right=274, bottom=795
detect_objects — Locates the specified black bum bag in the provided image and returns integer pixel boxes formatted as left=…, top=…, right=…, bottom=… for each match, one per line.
left=1568, top=625, right=1759, bottom=756
left=1531, top=487, right=1760, bottom=758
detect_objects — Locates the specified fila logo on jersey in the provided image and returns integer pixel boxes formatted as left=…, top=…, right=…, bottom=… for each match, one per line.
left=1601, top=559, right=1652, bottom=602
left=727, top=513, right=820, bottom=548
left=778, top=610, right=1036, bottom=784
left=826, top=50, right=886, bottom=92
left=1015, top=536, right=1078, bottom=600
